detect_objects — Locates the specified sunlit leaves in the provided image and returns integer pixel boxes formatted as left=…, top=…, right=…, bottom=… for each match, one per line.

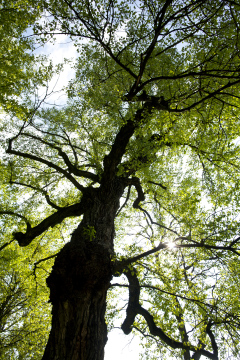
left=1, top=1, right=240, bottom=359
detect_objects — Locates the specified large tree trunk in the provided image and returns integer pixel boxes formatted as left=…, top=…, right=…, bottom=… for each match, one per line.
left=42, top=180, right=125, bottom=360
left=42, top=240, right=112, bottom=360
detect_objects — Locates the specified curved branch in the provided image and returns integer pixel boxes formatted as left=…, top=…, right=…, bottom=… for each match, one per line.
left=170, top=79, right=240, bottom=113
left=206, top=322, right=219, bottom=359
left=21, top=133, right=99, bottom=182
left=125, top=178, right=173, bottom=235
left=121, top=268, right=219, bottom=360
left=137, top=306, right=192, bottom=350
left=0, top=210, right=31, bottom=229
left=131, top=176, right=145, bottom=208
left=116, top=185, right=132, bottom=216
left=9, top=180, right=62, bottom=210
left=13, top=202, right=85, bottom=247
left=135, top=199, right=179, bottom=236
left=6, top=137, right=85, bottom=192
left=121, top=269, right=141, bottom=335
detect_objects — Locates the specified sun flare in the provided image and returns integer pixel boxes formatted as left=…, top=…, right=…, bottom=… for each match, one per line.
left=167, top=242, right=176, bottom=250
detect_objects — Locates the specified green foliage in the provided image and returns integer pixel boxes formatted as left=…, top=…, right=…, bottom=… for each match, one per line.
left=83, top=225, right=96, bottom=242
left=0, top=0, right=36, bottom=110
left=0, top=235, right=52, bottom=359
left=1, top=0, right=240, bottom=359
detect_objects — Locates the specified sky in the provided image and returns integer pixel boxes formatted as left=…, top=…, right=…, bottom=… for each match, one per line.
left=33, top=35, right=77, bottom=106
left=105, top=329, right=140, bottom=360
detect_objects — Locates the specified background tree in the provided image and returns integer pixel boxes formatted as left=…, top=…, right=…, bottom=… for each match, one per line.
left=1, top=0, right=240, bottom=359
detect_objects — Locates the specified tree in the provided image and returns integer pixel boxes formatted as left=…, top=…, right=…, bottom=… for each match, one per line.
left=1, top=0, right=240, bottom=359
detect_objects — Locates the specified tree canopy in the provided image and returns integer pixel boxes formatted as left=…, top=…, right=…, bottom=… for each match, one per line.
left=1, top=1, right=240, bottom=359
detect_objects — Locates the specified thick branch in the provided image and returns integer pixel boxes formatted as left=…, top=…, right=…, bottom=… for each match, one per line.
left=121, top=269, right=141, bottom=335
left=102, top=105, right=152, bottom=182
left=138, top=302, right=218, bottom=359
left=191, top=341, right=206, bottom=360
left=13, top=202, right=85, bottom=247
left=132, top=176, right=145, bottom=208
left=114, top=242, right=167, bottom=273
left=206, top=322, right=219, bottom=359
left=121, top=268, right=219, bottom=360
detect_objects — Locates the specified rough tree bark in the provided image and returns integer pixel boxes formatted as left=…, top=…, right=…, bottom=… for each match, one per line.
left=42, top=180, right=126, bottom=360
